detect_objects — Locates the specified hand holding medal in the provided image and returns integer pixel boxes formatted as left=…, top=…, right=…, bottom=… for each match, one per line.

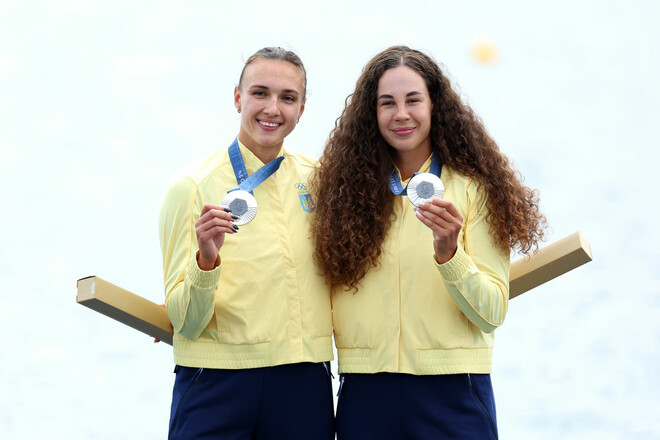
left=388, top=152, right=462, bottom=263
left=195, top=203, right=240, bottom=270
left=195, top=139, right=285, bottom=271
left=414, top=198, right=463, bottom=264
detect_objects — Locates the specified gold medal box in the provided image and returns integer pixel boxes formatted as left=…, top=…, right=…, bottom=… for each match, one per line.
left=76, top=231, right=592, bottom=346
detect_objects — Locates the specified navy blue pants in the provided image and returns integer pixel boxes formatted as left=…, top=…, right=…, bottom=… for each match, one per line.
left=336, top=373, right=498, bottom=440
left=168, top=362, right=334, bottom=440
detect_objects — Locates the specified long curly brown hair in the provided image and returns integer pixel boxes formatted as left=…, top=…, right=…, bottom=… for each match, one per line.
left=310, top=46, right=547, bottom=290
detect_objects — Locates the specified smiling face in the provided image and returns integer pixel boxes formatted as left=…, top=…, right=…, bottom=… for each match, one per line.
left=234, top=59, right=306, bottom=163
left=376, top=65, right=433, bottom=171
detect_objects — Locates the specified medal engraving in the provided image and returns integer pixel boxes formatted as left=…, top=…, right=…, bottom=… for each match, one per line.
left=416, top=181, right=435, bottom=199
left=229, top=198, right=248, bottom=217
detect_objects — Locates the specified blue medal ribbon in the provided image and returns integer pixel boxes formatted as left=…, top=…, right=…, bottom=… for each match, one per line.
left=389, top=152, right=443, bottom=196
left=227, top=138, right=284, bottom=194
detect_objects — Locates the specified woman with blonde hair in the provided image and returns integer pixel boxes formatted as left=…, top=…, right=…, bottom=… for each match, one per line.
left=160, top=47, right=334, bottom=440
left=311, top=45, right=546, bottom=439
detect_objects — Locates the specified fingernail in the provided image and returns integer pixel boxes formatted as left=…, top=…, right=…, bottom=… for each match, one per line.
left=223, top=208, right=232, bottom=213
left=233, top=225, right=239, bottom=231
left=231, top=214, right=239, bottom=220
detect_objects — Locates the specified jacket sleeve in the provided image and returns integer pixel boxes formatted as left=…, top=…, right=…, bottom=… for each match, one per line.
left=435, top=184, right=510, bottom=334
left=158, top=176, right=221, bottom=340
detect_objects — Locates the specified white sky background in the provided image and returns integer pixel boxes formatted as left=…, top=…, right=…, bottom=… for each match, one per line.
left=1, top=0, right=659, bottom=438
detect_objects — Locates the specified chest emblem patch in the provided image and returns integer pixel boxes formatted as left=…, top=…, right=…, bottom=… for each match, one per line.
left=299, top=193, right=316, bottom=213
left=294, top=182, right=316, bottom=213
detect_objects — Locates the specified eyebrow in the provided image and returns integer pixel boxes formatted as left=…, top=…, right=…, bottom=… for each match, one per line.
left=250, top=85, right=300, bottom=95
left=377, top=91, right=423, bottom=100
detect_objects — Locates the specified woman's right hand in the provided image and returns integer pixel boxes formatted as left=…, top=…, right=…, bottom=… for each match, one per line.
left=195, top=203, right=238, bottom=270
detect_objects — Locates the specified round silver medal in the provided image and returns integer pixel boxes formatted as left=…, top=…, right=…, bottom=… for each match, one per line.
left=407, top=173, right=444, bottom=206
left=220, top=190, right=258, bottom=225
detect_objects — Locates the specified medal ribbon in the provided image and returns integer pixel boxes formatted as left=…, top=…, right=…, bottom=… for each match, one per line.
left=388, top=152, right=443, bottom=196
left=227, top=138, right=285, bottom=195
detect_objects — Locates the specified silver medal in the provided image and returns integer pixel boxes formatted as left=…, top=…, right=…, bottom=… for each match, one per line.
left=407, top=172, right=444, bottom=206
left=220, top=190, right=258, bottom=225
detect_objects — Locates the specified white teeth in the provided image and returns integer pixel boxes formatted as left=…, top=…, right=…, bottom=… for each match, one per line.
left=259, top=121, right=280, bottom=127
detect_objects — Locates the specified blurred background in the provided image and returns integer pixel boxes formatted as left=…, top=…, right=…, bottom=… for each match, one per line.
left=1, top=0, right=658, bottom=438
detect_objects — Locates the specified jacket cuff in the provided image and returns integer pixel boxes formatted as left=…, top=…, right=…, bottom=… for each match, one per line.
left=434, top=246, right=472, bottom=282
left=186, top=252, right=222, bottom=288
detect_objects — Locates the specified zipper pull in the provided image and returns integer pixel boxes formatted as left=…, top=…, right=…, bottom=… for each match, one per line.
left=337, top=375, right=345, bottom=397
left=323, top=362, right=335, bottom=379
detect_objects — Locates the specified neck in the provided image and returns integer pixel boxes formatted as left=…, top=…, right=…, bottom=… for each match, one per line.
left=394, top=149, right=432, bottom=181
left=251, top=147, right=280, bottom=164
left=239, top=137, right=282, bottom=164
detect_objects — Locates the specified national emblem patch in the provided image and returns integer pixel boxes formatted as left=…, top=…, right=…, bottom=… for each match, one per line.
left=299, top=193, right=316, bottom=213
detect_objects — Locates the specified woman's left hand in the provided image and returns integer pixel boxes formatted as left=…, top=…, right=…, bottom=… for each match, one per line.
left=414, top=198, right=463, bottom=264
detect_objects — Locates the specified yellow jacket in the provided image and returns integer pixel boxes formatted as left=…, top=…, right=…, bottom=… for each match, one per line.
left=159, top=140, right=333, bottom=369
left=332, top=156, right=509, bottom=375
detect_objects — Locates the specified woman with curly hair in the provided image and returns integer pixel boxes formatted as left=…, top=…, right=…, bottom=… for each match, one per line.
left=310, top=46, right=546, bottom=439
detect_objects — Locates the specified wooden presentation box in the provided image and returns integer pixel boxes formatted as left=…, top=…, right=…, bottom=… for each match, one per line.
left=77, top=276, right=173, bottom=345
left=77, top=231, right=592, bottom=345
left=509, top=231, right=592, bottom=299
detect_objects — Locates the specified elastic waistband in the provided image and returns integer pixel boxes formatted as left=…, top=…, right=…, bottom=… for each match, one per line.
left=173, top=335, right=334, bottom=369
left=337, top=347, right=493, bottom=375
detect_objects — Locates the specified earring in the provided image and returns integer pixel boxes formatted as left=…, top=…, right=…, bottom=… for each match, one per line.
left=237, top=108, right=241, bottom=114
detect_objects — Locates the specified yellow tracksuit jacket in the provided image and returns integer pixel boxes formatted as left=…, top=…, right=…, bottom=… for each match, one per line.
left=159, top=140, right=333, bottom=369
left=332, top=156, right=510, bottom=375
